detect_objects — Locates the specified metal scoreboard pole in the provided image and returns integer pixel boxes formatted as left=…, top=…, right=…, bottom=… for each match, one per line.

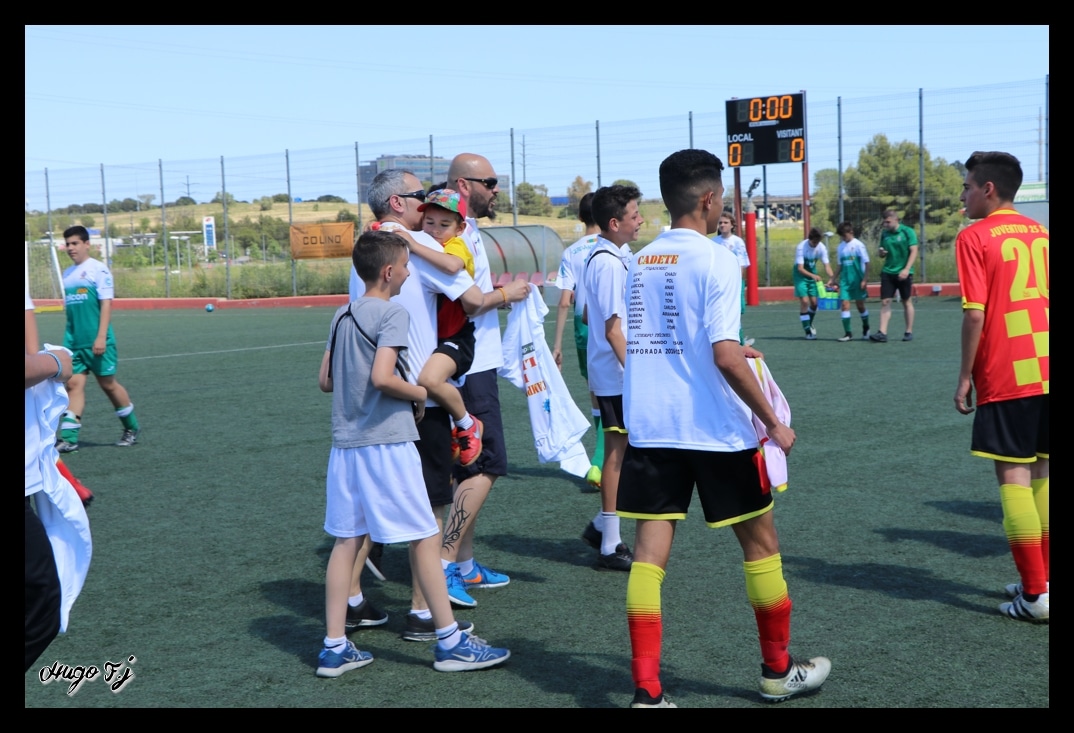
left=800, top=90, right=810, bottom=238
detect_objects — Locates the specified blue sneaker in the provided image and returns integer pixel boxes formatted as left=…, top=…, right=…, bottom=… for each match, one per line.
left=445, top=564, right=477, bottom=607
left=315, top=640, right=374, bottom=678
left=433, top=632, right=510, bottom=672
left=460, top=561, right=510, bottom=589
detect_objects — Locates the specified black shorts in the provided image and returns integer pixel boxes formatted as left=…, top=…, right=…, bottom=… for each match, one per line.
left=972, top=393, right=1049, bottom=463
left=879, top=271, right=913, bottom=302
left=415, top=406, right=455, bottom=507
left=25, top=495, right=61, bottom=673
left=453, top=369, right=508, bottom=479
left=596, top=394, right=627, bottom=433
left=434, top=321, right=476, bottom=382
left=617, top=445, right=773, bottom=527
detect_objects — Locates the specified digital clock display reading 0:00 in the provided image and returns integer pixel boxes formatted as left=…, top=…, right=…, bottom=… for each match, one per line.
left=725, top=92, right=806, bottom=167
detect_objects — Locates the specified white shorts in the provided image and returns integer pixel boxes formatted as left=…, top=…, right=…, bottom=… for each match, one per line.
left=324, top=442, right=440, bottom=543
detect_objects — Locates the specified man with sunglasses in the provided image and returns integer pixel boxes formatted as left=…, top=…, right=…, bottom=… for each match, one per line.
left=346, top=169, right=527, bottom=637
left=436, top=153, right=527, bottom=608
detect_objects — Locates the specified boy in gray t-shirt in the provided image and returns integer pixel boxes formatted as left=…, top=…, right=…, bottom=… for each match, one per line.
left=315, top=230, right=510, bottom=678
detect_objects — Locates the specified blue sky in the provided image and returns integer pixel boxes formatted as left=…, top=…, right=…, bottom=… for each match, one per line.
left=25, top=25, right=1048, bottom=204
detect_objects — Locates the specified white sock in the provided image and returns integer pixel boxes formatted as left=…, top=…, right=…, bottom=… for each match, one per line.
left=600, top=512, right=622, bottom=555
left=436, top=622, right=462, bottom=651
left=456, top=413, right=474, bottom=430
left=324, top=635, right=348, bottom=653
left=348, top=593, right=364, bottom=608
left=411, top=608, right=432, bottom=620
left=457, top=558, right=475, bottom=576
left=441, top=558, right=452, bottom=571
left=592, top=511, right=604, bottom=531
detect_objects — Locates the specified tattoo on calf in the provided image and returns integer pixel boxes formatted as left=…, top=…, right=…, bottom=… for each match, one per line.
left=441, top=487, right=474, bottom=552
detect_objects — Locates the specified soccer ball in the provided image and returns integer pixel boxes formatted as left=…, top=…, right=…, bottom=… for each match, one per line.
left=205, top=303, right=215, bottom=312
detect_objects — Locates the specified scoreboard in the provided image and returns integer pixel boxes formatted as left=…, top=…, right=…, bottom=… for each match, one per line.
left=725, top=93, right=807, bottom=167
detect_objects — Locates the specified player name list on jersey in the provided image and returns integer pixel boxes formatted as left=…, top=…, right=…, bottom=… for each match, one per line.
left=626, top=255, right=684, bottom=356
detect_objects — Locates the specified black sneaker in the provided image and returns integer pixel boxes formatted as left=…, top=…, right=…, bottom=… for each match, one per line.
left=869, top=331, right=888, bottom=343
left=581, top=521, right=601, bottom=550
left=597, top=543, right=634, bottom=571
left=56, top=440, right=79, bottom=453
left=115, top=428, right=139, bottom=447
left=401, top=614, right=474, bottom=642
left=344, top=599, right=388, bottom=632
left=902, top=332, right=914, bottom=341
left=630, top=688, right=676, bottom=708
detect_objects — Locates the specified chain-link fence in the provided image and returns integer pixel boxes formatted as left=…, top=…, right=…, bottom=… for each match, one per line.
left=26, top=77, right=1048, bottom=300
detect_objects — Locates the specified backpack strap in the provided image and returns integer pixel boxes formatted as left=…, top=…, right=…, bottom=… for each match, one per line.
left=327, top=302, right=410, bottom=382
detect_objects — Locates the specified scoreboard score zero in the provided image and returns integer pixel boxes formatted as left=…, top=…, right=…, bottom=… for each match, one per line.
left=725, top=93, right=806, bottom=167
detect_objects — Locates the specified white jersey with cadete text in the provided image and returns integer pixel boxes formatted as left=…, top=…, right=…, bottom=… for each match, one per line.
left=624, top=228, right=755, bottom=450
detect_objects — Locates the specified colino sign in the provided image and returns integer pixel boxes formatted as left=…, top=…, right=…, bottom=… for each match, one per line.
left=289, top=222, right=355, bottom=260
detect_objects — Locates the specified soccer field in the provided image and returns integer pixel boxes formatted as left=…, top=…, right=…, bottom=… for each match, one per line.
left=25, top=297, right=1048, bottom=708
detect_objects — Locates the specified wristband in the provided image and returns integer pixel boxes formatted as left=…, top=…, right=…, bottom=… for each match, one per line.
left=43, top=350, right=63, bottom=380
left=497, top=287, right=508, bottom=304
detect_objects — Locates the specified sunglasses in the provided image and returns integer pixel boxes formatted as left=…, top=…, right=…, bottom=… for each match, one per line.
left=394, top=189, right=427, bottom=202
left=461, top=176, right=498, bottom=190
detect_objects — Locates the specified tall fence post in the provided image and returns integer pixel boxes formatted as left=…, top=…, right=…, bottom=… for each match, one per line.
left=159, top=159, right=168, bottom=293
left=354, top=142, right=362, bottom=230
left=429, top=135, right=434, bottom=185
left=837, top=97, right=844, bottom=225
left=595, top=120, right=601, bottom=188
left=46, top=168, right=55, bottom=250
left=286, top=149, right=295, bottom=296
left=99, top=165, right=112, bottom=270
left=918, top=88, right=926, bottom=282
left=1045, top=74, right=1050, bottom=200
left=221, top=156, right=231, bottom=300
left=510, top=128, right=518, bottom=226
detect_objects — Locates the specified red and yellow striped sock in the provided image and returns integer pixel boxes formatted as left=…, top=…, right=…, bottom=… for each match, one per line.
left=1000, top=483, right=1047, bottom=595
left=744, top=553, right=792, bottom=673
left=1031, top=477, right=1049, bottom=583
left=627, top=562, right=665, bottom=698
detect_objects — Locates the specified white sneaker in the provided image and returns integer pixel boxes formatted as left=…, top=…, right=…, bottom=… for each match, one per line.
left=759, top=656, right=831, bottom=702
left=999, top=592, right=1049, bottom=623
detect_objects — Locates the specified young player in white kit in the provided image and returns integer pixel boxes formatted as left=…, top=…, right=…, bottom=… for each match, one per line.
left=618, top=149, right=830, bottom=707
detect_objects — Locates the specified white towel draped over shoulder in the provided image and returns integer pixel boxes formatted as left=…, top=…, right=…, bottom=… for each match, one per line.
left=26, top=377, right=93, bottom=633
left=499, top=287, right=592, bottom=478
left=745, top=357, right=790, bottom=493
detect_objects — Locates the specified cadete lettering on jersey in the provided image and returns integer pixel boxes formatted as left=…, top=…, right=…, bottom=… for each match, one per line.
left=637, top=254, right=680, bottom=265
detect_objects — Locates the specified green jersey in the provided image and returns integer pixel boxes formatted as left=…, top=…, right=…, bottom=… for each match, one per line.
left=62, top=257, right=116, bottom=349
left=879, top=224, right=918, bottom=274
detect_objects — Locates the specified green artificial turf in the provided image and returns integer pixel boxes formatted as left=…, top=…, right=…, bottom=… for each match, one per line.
left=26, top=297, right=1048, bottom=707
